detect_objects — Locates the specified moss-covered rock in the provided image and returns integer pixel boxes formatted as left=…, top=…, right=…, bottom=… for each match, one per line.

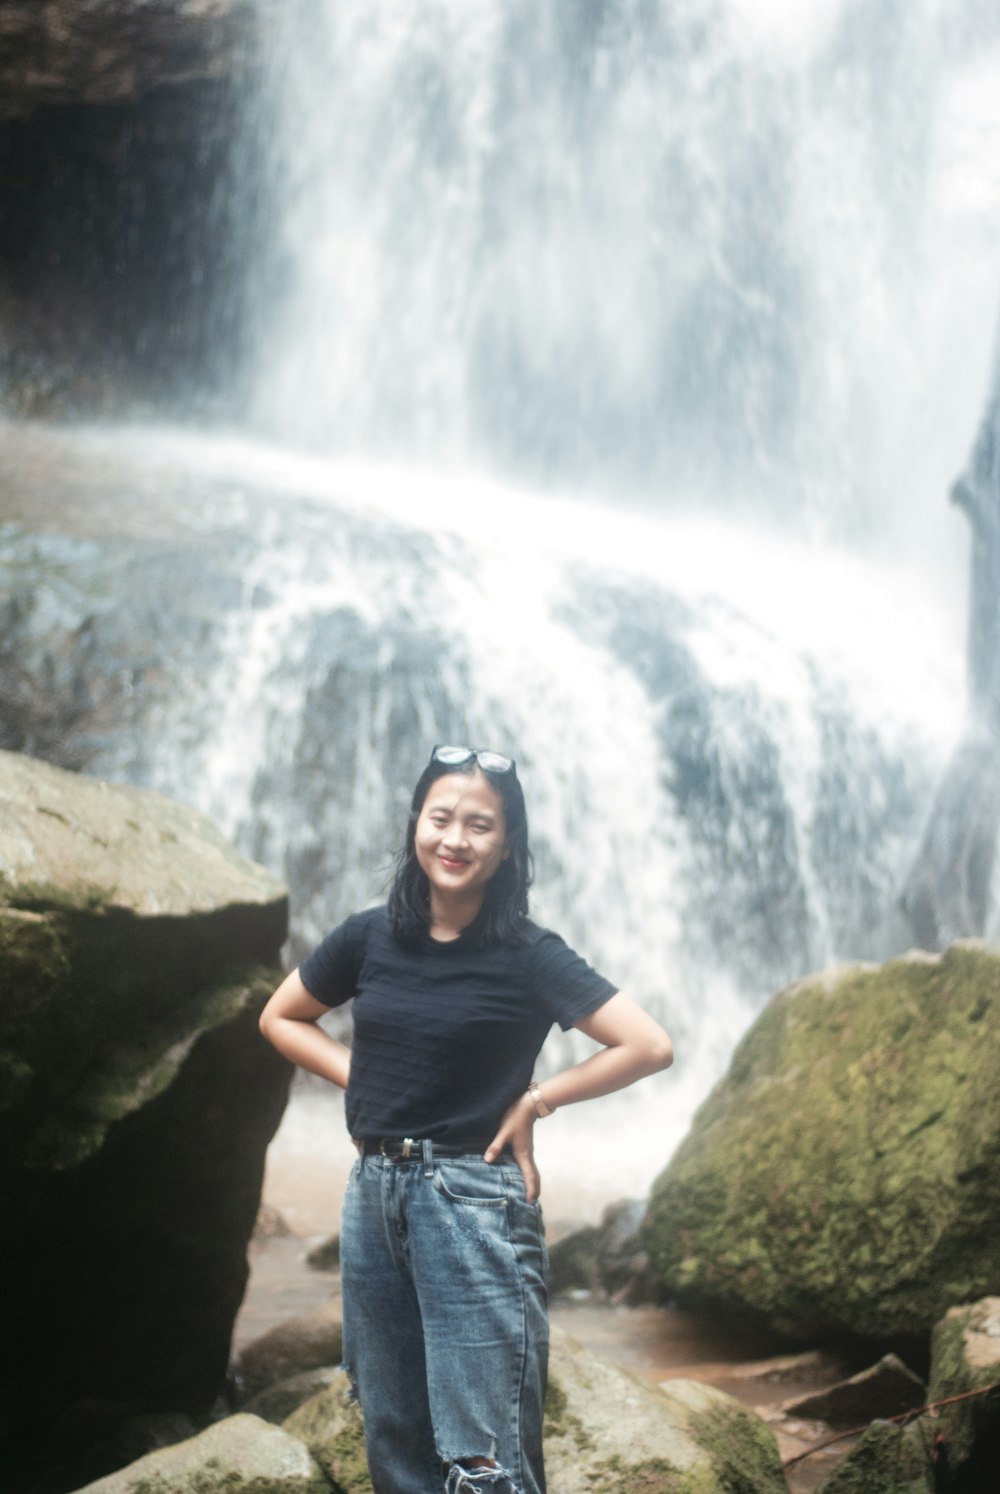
left=814, top=1419, right=935, bottom=1494
left=273, top=1329, right=786, bottom=1494
left=283, top=1376, right=370, bottom=1494
left=644, top=944, right=1000, bottom=1342
left=926, top=1296, right=1000, bottom=1480
left=544, top=1330, right=786, bottom=1493
left=0, top=751, right=291, bottom=1491
left=69, top=1413, right=330, bottom=1493
left=0, top=747, right=287, bottom=1167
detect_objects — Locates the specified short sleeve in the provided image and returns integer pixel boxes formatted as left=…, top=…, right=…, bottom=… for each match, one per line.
left=527, top=930, right=618, bottom=1031
left=298, top=911, right=370, bottom=1007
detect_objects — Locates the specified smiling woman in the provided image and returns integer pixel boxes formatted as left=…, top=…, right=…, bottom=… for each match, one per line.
left=415, top=770, right=510, bottom=922
left=258, top=743, right=673, bottom=1494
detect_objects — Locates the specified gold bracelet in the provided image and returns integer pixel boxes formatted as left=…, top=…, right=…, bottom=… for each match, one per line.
left=527, top=1080, right=553, bottom=1118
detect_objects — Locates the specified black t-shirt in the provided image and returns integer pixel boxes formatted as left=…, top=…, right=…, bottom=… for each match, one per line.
left=299, top=905, right=617, bottom=1142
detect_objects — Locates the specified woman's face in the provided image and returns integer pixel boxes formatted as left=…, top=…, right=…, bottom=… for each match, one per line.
left=414, top=770, right=508, bottom=907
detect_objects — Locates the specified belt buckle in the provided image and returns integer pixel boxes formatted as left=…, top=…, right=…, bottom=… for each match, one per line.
left=380, top=1137, right=415, bottom=1159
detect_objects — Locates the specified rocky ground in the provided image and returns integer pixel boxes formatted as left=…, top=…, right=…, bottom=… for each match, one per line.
left=236, top=1220, right=859, bottom=1493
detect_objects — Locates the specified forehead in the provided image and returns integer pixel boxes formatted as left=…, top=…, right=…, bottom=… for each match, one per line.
left=421, top=770, right=505, bottom=820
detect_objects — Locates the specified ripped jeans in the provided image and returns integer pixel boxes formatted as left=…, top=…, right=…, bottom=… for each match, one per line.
left=340, top=1143, right=549, bottom=1494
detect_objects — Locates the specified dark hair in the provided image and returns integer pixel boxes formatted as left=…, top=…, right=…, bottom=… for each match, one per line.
left=388, top=757, right=533, bottom=945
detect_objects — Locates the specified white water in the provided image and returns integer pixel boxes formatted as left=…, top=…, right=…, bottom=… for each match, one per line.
left=3, top=418, right=965, bottom=1200
left=225, top=0, right=1000, bottom=1196
left=10, top=1, right=1000, bottom=1208
left=248, top=0, right=1000, bottom=562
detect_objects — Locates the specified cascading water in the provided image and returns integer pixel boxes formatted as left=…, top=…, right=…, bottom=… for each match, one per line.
left=5, top=1, right=1000, bottom=1205
left=0, top=421, right=964, bottom=1201
left=247, top=0, right=1000, bottom=551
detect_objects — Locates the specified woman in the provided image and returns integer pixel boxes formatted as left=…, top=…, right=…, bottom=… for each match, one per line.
left=259, top=744, right=673, bottom=1494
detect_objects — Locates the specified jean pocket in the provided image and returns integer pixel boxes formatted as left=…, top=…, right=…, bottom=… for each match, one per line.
left=432, top=1158, right=508, bottom=1207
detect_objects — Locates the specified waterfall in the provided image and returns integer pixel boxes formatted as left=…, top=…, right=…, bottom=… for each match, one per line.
left=0, top=422, right=964, bottom=1190
left=246, top=0, right=1000, bottom=556
left=6, top=0, right=1000, bottom=1198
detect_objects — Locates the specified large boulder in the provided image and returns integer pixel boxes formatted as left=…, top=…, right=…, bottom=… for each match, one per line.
left=644, top=944, right=1000, bottom=1343
left=0, top=750, right=291, bottom=1491
left=70, top=1413, right=330, bottom=1494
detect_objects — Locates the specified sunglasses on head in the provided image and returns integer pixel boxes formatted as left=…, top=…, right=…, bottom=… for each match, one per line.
left=431, top=744, right=516, bottom=775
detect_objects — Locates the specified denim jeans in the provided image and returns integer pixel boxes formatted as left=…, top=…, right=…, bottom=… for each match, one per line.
left=340, top=1143, right=549, bottom=1494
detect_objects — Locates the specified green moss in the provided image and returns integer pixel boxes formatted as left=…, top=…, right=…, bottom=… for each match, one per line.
left=317, top=1426, right=371, bottom=1493
left=644, top=946, right=1000, bottom=1341
left=15, top=967, right=279, bottom=1170
left=541, top=1372, right=593, bottom=1450
left=928, top=1303, right=1000, bottom=1471
left=586, top=1453, right=693, bottom=1492
left=3, top=876, right=120, bottom=916
left=0, top=907, right=72, bottom=1038
left=543, top=1375, right=567, bottom=1423
left=817, top=1420, right=935, bottom=1493
left=689, top=1403, right=785, bottom=1493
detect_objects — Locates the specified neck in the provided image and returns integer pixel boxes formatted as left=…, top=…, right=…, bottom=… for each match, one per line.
left=428, top=887, right=485, bottom=941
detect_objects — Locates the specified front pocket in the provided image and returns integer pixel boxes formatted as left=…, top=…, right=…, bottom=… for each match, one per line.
left=432, top=1158, right=508, bottom=1207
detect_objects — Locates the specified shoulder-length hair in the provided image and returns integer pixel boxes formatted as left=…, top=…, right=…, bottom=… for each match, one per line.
left=388, top=755, right=533, bottom=945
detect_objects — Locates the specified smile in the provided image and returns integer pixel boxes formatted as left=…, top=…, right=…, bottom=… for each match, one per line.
left=438, top=856, right=470, bottom=869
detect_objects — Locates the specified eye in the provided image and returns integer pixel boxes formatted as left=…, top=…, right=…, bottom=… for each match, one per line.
left=470, top=820, right=492, bottom=834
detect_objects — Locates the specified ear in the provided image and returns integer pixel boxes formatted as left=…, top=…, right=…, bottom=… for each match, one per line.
left=501, top=845, right=510, bottom=861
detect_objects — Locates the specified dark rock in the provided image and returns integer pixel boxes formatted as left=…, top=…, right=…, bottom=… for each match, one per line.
left=644, top=945, right=1000, bottom=1342
left=783, top=1353, right=926, bottom=1429
left=726, top=1348, right=848, bottom=1388
left=0, top=0, right=264, bottom=423
left=815, top=1419, right=935, bottom=1493
left=0, top=750, right=290, bottom=1491
left=546, top=1199, right=664, bottom=1304
left=0, top=0, right=259, bottom=122
left=233, top=1298, right=344, bottom=1404
left=926, top=1296, right=1000, bottom=1487
left=244, top=1367, right=345, bottom=1426
left=255, top=1202, right=294, bottom=1239
left=594, top=1197, right=666, bottom=1304
left=546, top=1221, right=602, bottom=1296
left=305, top=1232, right=340, bottom=1271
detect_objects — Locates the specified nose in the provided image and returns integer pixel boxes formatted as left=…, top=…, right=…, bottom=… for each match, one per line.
left=442, top=824, right=469, bottom=852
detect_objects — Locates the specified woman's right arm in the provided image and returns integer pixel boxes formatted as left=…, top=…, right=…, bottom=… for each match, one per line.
left=259, top=969, right=352, bottom=1089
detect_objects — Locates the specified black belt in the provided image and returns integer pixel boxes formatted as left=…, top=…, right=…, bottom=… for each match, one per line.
left=359, top=1137, right=495, bottom=1160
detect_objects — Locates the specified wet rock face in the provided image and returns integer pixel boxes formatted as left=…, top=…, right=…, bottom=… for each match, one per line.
left=0, top=750, right=291, bottom=1492
left=643, top=944, right=1000, bottom=1344
left=0, top=2, right=263, bottom=421
left=0, top=0, right=258, bottom=121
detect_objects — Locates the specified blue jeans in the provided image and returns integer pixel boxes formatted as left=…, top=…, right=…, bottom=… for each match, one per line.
left=340, top=1143, right=549, bottom=1494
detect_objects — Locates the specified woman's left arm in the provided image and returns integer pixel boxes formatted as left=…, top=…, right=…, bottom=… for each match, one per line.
left=485, top=992, right=673, bottom=1199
